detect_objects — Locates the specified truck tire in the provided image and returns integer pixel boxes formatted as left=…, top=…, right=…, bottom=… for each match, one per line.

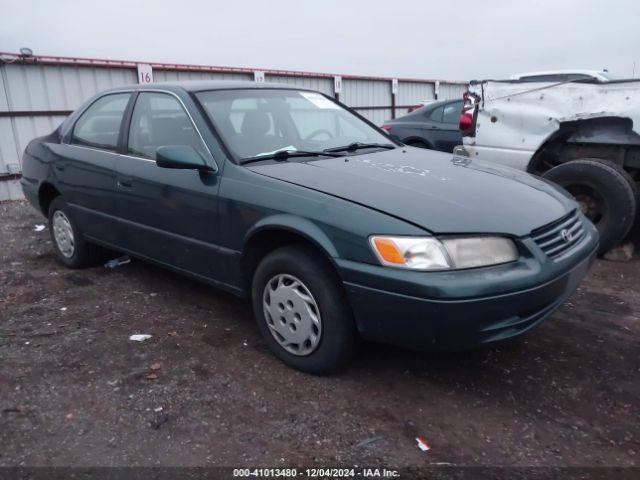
left=251, top=245, right=358, bottom=374
left=542, top=158, right=637, bottom=254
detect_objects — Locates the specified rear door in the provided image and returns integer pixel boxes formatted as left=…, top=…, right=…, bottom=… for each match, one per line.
left=423, top=101, right=462, bottom=152
left=53, top=92, right=132, bottom=244
left=114, top=90, right=222, bottom=279
left=439, top=101, right=463, bottom=152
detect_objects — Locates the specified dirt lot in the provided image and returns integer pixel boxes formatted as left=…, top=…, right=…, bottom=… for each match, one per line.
left=1, top=200, right=639, bottom=469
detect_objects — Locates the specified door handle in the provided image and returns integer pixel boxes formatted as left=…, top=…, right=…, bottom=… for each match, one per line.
left=117, top=179, right=132, bottom=189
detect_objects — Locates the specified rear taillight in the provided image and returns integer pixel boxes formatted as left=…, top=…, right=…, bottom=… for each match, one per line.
left=459, top=91, right=478, bottom=136
left=407, top=104, right=421, bottom=113
left=381, top=125, right=392, bottom=132
left=459, top=112, right=474, bottom=135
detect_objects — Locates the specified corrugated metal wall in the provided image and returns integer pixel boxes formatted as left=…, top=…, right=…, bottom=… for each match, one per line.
left=1, top=63, right=136, bottom=110
left=0, top=55, right=467, bottom=200
left=265, top=75, right=334, bottom=96
left=154, top=69, right=252, bottom=83
left=341, top=78, right=392, bottom=126
left=395, top=81, right=437, bottom=117
left=439, top=82, right=468, bottom=102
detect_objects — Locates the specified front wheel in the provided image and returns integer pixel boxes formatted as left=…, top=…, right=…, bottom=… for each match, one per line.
left=543, top=158, right=637, bottom=254
left=251, top=245, right=358, bottom=374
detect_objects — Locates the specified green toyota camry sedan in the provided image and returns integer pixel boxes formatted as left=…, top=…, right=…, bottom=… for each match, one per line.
left=20, top=81, right=598, bottom=374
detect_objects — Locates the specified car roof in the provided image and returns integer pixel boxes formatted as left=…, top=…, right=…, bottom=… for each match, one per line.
left=385, top=98, right=460, bottom=123
left=413, top=98, right=460, bottom=112
left=103, top=80, right=315, bottom=94
left=510, top=70, right=607, bottom=80
left=431, top=98, right=461, bottom=106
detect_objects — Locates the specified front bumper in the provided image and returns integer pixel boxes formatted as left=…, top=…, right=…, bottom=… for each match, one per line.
left=337, top=222, right=598, bottom=350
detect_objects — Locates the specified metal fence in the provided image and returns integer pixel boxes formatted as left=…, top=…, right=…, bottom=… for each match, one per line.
left=0, top=52, right=467, bottom=200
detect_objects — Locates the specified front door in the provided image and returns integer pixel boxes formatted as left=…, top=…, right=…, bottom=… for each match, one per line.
left=114, top=91, right=222, bottom=280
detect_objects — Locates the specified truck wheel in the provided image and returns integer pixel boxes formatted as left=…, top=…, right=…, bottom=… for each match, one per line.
left=251, top=245, right=358, bottom=374
left=48, top=196, right=103, bottom=268
left=542, top=158, right=637, bottom=254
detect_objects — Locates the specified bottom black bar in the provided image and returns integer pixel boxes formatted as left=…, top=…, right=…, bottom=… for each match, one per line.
left=0, top=467, right=638, bottom=480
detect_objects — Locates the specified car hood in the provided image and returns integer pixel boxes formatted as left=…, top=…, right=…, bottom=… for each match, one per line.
left=247, top=148, right=575, bottom=236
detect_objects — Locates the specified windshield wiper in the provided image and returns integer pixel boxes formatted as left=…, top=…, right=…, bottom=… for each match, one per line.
left=240, top=149, right=344, bottom=165
left=324, top=142, right=396, bottom=153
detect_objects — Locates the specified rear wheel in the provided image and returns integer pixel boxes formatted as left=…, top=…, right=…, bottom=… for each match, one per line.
left=251, top=245, right=358, bottom=374
left=48, top=196, right=104, bottom=268
left=542, top=158, right=637, bottom=254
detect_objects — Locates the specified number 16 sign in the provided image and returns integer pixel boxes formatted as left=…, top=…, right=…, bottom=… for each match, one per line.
left=137, top=64, right=153, bottom=84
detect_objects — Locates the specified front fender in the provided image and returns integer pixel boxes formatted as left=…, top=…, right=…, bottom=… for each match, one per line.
left=244, top=214, right=340, bottom=258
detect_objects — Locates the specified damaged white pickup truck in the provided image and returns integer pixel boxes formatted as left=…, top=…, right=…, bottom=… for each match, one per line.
left=460, top=75, right=639, bottom=253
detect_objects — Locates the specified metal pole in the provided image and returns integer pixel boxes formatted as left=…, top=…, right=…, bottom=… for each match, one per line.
left=391, top=92, right=396, bottom=119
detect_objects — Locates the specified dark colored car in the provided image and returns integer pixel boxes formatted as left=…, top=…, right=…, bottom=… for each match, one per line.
left=382, top=99, right=463, bottom=152
left=21, top=82, right=598, bottom=374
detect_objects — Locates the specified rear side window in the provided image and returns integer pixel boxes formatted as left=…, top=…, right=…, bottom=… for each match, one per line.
left=72, top=93, right=130, bottom=150
left=428, top=106, right=443, bottom=122
left=442, top=101, right=462, bottom=124
left=128, top=92, right=208, bottom=160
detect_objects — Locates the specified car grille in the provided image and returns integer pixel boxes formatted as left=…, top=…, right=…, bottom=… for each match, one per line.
left=531, top=210, right=585, bottom=259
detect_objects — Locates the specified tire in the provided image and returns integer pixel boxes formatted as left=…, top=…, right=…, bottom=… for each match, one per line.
left=48, top=196, right=103, bottom=268
left=543, top=158, right=637, bottom=254
left=251, top=245, right=358, bottom=374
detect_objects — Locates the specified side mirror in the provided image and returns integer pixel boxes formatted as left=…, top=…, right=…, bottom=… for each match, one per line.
left=155, top=145, right=212, bottom=171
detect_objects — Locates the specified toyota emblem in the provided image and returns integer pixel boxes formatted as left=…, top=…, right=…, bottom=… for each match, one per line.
left=560, top=229, right=573, bottom=243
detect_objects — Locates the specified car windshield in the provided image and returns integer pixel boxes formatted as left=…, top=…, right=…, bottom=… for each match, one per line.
left=196, top=89, right=394, bottom=160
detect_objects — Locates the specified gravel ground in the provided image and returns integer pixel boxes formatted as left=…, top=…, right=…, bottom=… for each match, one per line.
left=1, top=200, right=639, bottom=469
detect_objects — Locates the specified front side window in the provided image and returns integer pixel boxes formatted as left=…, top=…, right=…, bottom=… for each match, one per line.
left=196, top=89, right=391, bottom=159
left=72, top=93, right=130, bottom=150
left=128, top=92, right=208, bottom=160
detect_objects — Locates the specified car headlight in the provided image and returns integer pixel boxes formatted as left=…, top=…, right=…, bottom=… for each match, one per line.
left=370, top=235, right=518, bottom=270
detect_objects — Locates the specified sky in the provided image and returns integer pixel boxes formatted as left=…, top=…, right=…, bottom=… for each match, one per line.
left=1, top=0, right=639, bottom=81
